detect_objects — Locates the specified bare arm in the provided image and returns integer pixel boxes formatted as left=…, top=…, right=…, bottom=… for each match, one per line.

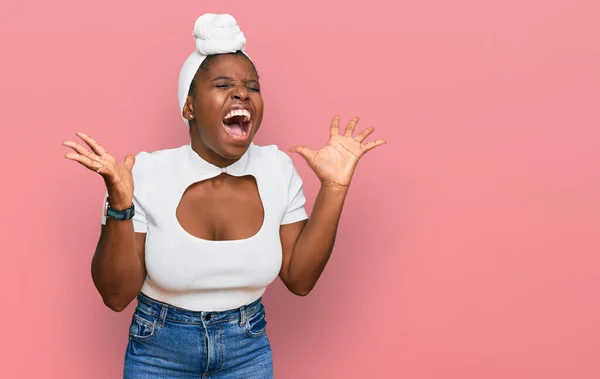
left=63, top=132, right=144, bottom=312
left=279, top=185, right=347, bottom=296
left=279, top=115, right=386, bottom=296
left=91, top=225, right=147, bottom=312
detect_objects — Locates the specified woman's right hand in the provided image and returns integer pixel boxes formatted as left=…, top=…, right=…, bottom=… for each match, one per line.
left=63, top=132, right=135, bottom=210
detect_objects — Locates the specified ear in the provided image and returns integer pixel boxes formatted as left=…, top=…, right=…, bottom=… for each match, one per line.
left=182, top=96, right=195, bottom=121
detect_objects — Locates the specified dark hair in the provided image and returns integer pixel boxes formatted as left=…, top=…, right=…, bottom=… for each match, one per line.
left=188, top=51, right=256, bottom=98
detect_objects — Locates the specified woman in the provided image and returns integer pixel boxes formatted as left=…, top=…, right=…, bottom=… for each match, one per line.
left=63, top=13, right=385, bottom=379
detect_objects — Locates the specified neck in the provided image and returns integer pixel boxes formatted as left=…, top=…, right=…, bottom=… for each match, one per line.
left=189, top=126, right=241, bottom=168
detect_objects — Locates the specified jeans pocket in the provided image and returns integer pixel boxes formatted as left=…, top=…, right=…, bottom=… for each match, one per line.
left=245, top=307, right=267, bottom=338
left=129, top=311, right=157, bottom=341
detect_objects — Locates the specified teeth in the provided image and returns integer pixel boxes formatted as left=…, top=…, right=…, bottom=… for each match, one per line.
left=223, top=109, right=251, bottom=122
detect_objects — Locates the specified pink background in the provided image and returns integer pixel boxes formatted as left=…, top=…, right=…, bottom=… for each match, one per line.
left=1, top=0, right=599, bottom=378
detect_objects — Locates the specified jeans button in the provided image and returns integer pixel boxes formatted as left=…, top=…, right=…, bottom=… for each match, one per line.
left=204, top=313, right=211, bottom=321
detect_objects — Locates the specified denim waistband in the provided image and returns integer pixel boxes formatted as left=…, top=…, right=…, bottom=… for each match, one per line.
left=135, top=292, right=263, bottom=325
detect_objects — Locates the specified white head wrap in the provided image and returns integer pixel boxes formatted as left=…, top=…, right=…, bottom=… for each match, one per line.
left=177, top=13, right=250, bottom=126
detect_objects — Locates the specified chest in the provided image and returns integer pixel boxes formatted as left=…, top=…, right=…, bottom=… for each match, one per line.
left=175, top=174, right=264, bottom=241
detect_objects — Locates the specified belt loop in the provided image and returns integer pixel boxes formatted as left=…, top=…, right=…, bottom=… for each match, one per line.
left=239, top=304, right=247, bottom=326
left=158, top=304, right=168, bottom=326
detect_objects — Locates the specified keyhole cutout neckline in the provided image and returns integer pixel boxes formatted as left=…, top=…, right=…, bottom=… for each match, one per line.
left=175, top=143, right=266, bottom=243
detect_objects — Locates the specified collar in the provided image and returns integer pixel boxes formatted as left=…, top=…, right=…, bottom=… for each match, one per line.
left=185, top=143, right=253, bottom=177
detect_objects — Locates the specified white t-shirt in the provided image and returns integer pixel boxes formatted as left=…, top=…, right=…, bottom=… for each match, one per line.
left=100, top=143, right=308, bottom=311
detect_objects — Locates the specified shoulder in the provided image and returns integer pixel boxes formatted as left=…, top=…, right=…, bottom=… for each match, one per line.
left=248, top=143, right=299, bottom=178
left=132, top=145, right=188, bottom=171
left=130, top=145, right=188, bottom=186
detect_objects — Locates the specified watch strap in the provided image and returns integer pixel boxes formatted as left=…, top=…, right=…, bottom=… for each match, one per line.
left=104, top=199, right=135, bottom=220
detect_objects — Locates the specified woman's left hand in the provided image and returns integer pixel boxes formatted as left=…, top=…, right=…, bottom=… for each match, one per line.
left=290, top=115, right=386, bottom=189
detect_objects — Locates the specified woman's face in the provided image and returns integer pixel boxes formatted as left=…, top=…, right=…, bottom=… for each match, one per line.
left=185, top=53, right=264, bottom=162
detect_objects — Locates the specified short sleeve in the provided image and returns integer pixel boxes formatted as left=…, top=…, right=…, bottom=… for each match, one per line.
left=277, top=150, right=308, bottom=225
left=100, top=152, right=150, bottom=233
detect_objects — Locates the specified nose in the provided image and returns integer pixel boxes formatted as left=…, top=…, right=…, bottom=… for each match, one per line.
left=231, top=85, right=249, bottom=101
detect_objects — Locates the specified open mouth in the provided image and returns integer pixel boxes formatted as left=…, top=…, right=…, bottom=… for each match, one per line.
left=222, top=108, right=252, bottom=140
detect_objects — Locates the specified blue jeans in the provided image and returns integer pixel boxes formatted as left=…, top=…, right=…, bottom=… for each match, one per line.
left=123, top=292, right=273, bottom=378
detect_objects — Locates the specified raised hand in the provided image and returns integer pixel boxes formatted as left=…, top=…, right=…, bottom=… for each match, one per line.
left=62, top=132, right=135, bottom=209
left=290, top=116, right=386, bottom=188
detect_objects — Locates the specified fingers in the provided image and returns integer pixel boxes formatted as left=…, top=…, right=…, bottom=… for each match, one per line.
left=63, top=132, right=111, bottom=174
left=354, top=126, right=375, bottom=143
left=62, top=133, right=134, bottom=182
left=64, top=151, right=104, bottom=172
left=62, top=140, right=100, bottom=163
left=330, top=115, right=340, bottom=137
left=76, top=132, right=107, bottom=157
left=361, top=139, right=387, bottom=154
left=347, top=122, right=386, bottom=154
left=344, top=116, right=360, bottom=137
left=124, top=154, right=136, bottom=170
left=289, top=145, right=316, bottom=161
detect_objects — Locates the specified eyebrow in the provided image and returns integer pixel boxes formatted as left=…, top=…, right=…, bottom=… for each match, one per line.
left=211, top=76, right=260, bottom=83
left=211, top=76, right=232, bottom=81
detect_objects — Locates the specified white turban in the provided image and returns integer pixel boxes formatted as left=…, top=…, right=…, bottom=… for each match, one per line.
left=177, top=13, right=250, bottom=126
